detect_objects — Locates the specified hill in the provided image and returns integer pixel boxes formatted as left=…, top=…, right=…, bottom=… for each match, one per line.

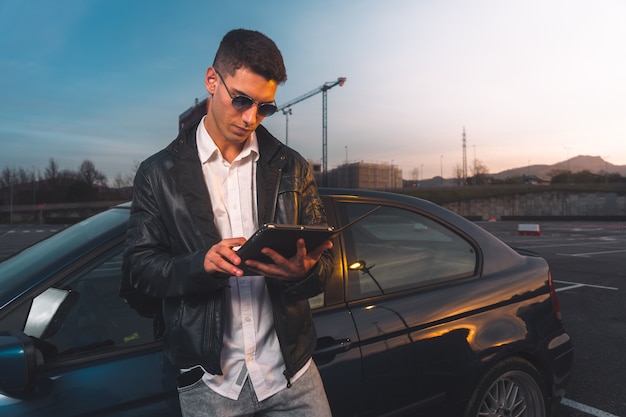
left=492, top=155, right=626, bottom=180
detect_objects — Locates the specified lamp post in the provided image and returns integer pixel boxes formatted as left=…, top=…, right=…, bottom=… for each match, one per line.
left=440, top=155, right=444, bottom=186
left=473, top=145, right=476, bottom=185
left=9, top=168, right=14, bottom=224
left=282, top=108, right=292, bottom=146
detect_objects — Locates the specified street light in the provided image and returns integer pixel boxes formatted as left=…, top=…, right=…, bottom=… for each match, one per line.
left=282, top=108, right=292, bottom=146
left=440, top=155, right=444, bottom=186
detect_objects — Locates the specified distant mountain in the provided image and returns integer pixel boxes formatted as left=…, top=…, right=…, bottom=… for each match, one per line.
left=492, top=155, right=626, bottom=180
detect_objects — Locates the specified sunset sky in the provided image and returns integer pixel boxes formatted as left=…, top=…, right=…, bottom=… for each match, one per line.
left=1, top=0, right=625, bottom=183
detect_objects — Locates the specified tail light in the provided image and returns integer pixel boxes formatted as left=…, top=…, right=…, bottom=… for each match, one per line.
left=548, top=271, right=562, bottom=320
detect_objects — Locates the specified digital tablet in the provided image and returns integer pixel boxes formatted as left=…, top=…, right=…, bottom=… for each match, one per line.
left=236, top=205, right=381, bottom=274
left=237, top=223, right=336, bottom=266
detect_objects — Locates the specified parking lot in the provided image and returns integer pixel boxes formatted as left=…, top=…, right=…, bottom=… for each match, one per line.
left=478, top=220, right=626, bottom=417
left=0, top=224, right=67, bottom=261
left=2, top=220, right=625, bottom=416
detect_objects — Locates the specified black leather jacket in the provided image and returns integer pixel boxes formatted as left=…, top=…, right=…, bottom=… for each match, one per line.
left=122, top=119, right=333, bottom=380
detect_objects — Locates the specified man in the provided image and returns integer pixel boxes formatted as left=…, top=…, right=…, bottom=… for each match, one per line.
left=122, top=29, right=334, bottom=416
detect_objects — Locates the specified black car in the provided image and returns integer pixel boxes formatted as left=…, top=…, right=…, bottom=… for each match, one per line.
left=0, top=188, right=573, bottom=416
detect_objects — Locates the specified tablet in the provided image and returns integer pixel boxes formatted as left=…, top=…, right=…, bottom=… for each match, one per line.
left=237, top=223, right=336, bottom=266
left=236, top=205, right=381, bottom=274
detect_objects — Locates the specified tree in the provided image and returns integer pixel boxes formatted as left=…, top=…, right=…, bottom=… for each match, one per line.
left=44, top=158, right=60, bottom=187
left=0, top=167, right=13, bottom=188
left=468, top=160, right=490, bottom=185
left=78, top=160, right=107, bottom=187
left=113, top=172, right=133, bottom=188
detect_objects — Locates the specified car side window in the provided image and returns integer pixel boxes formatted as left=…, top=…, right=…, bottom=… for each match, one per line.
left=340, top=203, right=478, bottom=300
left=17, top=248, right=157, bottom=363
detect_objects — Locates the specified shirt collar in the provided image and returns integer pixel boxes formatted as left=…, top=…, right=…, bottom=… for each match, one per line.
left=197, top=116, right=259, bottom=164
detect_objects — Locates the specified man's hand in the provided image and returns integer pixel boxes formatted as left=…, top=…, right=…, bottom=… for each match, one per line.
left=243, top=239, right=333, bottom=281
left=203, top=237, right=247, bottom=277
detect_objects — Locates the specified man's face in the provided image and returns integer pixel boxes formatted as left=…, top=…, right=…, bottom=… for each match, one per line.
left=204, top=66, right=278, bottom=148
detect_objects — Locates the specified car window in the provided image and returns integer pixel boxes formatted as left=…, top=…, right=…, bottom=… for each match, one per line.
left=340, top=202, right=478, bottom=300
left=1, top=248, right=157, bottom=364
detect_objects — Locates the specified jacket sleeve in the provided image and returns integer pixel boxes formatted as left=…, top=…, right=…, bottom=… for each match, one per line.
left=122, top=160, right=229, bottom=299
left=274, top=159, right=334, bottom=301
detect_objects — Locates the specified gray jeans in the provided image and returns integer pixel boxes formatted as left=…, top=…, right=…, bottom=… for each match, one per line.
left=177, top=362, right=332, bottom=417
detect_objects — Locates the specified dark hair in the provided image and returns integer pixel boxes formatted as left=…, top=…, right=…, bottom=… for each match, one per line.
left=213, top=29, right=287, bottom=84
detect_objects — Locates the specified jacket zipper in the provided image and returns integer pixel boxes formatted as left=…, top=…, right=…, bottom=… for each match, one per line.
left=268, top=165, right=282, bottom=222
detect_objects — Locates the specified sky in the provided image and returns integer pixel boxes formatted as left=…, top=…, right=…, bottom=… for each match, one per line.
left=1, top=0, right=625, bottom=184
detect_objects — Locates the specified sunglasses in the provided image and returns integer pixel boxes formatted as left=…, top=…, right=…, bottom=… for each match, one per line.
left=215, top=70, right=278, bottom=117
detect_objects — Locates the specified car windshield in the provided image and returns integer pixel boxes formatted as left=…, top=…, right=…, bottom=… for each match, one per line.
left=0, top=207, right=129, bottom=308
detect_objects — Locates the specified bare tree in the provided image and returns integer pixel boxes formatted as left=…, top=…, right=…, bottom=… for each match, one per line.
left=1, top=167, right=14, bottom=188
left=78, top=160, right=107, bottom=187
left=113, top=172, right=133, bottom=188
left=44, top=158, right=60, bottom=186
left=0, top=167, right=31, bottom=186
left=16, top=167, right=30, bottom=184
left=469, top=160, right=490, bottom=185
left=113, top=159, right=141, bottom=188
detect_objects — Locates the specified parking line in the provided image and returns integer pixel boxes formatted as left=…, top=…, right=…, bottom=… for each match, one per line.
left=518, top=241, right=619, bottom=250
left=554, top=280, right=618, bottom=292
left=562, top=398, right=620, bottom=417
left=555, top=283, right=584, bottom=292
left=557, top=249, right=626, bottom=258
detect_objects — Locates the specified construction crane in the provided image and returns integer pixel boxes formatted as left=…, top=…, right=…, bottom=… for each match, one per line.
left=278, top=77, right=346, bottom=185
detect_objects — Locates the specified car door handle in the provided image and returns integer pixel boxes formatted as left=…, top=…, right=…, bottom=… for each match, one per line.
left=314, top=337, right=352, bottom=358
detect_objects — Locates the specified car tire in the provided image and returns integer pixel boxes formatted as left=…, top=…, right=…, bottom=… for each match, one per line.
left=464, top=357, right=550, bottom=417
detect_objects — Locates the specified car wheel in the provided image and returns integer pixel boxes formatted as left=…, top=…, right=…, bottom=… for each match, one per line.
left=464, top=357, right=549, bottom=417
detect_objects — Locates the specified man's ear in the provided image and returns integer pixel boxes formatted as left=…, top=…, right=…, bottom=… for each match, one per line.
left=205, top=67, right=218, bottom=95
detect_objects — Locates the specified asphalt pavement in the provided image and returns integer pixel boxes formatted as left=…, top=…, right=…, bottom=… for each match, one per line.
left=0, top=224, right=67, bottom=261
left=478, top=220, right=626, bottom=417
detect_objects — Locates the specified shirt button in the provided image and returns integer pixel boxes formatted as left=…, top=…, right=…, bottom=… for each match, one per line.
left=245, top=317, right=251, bottom=323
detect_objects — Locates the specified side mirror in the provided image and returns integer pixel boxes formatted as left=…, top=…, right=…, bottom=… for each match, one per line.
left=0, top=288, right=77, bottom=396
left=0, top=330, right=37, bottom=395
left=24, top=287, right=78, bottom=339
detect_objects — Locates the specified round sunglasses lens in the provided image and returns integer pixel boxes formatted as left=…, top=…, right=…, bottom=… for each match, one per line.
left=231, top=96, right=254, bottom=111
left=258, top=104, right=277, bottom=117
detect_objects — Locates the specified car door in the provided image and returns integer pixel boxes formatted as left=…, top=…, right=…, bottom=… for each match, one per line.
left=335, top=198, right=480, bottom=416
left=0, top=240, right=181, bottom=417
left=311, top=196, right=364, bottom=417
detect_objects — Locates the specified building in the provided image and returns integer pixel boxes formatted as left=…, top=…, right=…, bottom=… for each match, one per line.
left=326, top=162, right=403, bottom=190
left=179, top=98, right=208, bottom=131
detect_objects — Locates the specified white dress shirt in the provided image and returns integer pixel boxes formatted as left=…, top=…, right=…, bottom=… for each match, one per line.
left=194, top=118, right=310, bottom=401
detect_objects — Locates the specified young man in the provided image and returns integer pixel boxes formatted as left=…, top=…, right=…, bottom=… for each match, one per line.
left=122, top=29, right=334, bottom=416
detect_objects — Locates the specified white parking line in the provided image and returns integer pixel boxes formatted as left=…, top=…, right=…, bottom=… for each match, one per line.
left=562, top=398, right=621, bottom=417
left=554, top=280, right=618, bottom=292
left=516, top=241, right=619, bottom=250
left=555, top=283, right=584, bottom=292
left=557, top=249, right=626, bottom=258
